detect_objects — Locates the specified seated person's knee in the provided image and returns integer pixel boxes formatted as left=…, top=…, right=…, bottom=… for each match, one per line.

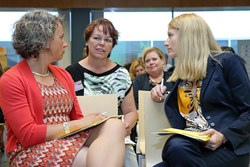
left=103, top=118, right=125, bottom=136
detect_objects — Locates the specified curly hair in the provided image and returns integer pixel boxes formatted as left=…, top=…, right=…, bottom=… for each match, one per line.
left=129, top=59, right=145, bottom=80
left=12, top=10, right=63, bottom=59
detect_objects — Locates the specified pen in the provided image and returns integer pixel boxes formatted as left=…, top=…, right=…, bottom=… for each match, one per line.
left=160, top=78, right=164, bottom=92
left=160, top=78, right=164, bottom=101
left=102, top=112, right=108, bottom=115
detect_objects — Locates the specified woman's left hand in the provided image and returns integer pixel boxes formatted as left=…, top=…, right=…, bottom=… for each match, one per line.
left=199, top=129, right=227, bottom=151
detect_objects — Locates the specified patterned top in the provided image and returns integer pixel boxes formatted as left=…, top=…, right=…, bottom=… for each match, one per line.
left=177, top=80, right=210, bottom=132
left=9, top=74, right=91, bottom=166
left=66, top=63, right=132, bottom=109
left=39, top=76, right=73, bottom=124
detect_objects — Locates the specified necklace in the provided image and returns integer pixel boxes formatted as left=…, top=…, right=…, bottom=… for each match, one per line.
left=149, top=76, right=163, bottom=86
left=149, top=78, right=161, bottom=86
left=32, top=71, right=50, bottom=77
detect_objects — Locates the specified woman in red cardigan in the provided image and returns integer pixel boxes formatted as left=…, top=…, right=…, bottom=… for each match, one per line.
left=0, top=10, right=125, bottom=167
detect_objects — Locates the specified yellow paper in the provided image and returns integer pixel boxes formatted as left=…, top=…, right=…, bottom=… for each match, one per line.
left=156, top=128, right=210, bottom=142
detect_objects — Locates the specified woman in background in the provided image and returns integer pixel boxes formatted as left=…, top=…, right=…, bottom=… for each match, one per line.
left=133, top=47, right=173, bottom=109
left=152, top=13, right=250, bottom=167
left=129, top=59, right=146, bottom=81
left=0, top=10, right=125, bottom=167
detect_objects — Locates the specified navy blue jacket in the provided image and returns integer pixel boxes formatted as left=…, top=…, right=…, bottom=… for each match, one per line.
left=164, top=53, right=250, bottom=155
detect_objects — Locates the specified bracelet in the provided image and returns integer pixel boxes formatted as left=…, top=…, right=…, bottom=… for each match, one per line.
left=62, top=122, right=70, bottom=135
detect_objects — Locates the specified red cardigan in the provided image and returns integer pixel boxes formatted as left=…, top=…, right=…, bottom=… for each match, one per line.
left=0, top=59, right=83, bottom=153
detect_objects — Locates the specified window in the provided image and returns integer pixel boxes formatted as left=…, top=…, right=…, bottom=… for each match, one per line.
left=104, top=11, right=172, bottom=65
left=174, top=11, right=250, bottom=54
left=0, top=10, right=58, bottom=67
left=0, top=11, right=26, bottom=66
left=104, top=9, right=250, bottom=69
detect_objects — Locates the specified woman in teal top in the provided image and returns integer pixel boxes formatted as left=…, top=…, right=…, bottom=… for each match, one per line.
left=66, top=18, right=138, bottom=167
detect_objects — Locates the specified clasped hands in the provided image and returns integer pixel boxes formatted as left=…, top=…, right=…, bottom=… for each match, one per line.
left=151, top=85, right=167, bottom=103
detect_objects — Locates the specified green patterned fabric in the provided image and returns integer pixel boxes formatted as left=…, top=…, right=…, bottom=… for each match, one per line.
left=66, top=63, right=132, bottom=107
left=83, top=66, right=132, bottom=106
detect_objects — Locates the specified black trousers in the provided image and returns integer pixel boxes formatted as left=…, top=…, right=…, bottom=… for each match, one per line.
left=154, top=135, right=250, bottom=167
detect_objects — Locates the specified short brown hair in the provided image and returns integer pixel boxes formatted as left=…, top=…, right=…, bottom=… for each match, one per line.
left=83, top=18, right=118, bottom=57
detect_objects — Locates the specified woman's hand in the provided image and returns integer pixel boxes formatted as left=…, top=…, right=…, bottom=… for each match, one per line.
left=47, top=112, right=107, bottom=141
left=124, top=122, right=132, bottom=136
left=200, top=129, right=227, bottom=151
left=151, top=85, right=167, bottom=103
left=121, top=88, right=138, bottom=137
left=81, top=112, right=107, bottom=126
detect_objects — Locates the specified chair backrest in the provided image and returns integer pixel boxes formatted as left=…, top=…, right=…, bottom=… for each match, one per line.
left=77, top=94, right=118, bottom=116
left=138, top=90, right=172, bottom=167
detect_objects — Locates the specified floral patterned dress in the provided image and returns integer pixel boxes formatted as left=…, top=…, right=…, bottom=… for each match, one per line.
left=9, top=75, right=91, bottom=166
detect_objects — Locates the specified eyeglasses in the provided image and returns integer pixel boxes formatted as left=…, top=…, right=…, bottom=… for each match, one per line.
left=91, top=36, right=113, bottom=44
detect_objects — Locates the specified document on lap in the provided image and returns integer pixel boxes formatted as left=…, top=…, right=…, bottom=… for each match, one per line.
left=56, top=115, right=122, bottom=139
left=154, top=128, right=211, bottom=142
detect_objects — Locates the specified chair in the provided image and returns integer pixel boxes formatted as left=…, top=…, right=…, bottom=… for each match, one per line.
left=77, top=94, right=118, bottom=116
left=77, top=94, right=139, bottom=166
left=138, top=91, right=172, bottom=167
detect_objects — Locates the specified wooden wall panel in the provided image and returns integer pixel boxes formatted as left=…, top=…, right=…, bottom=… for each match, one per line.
left=0, top=0, right=250, bottom=9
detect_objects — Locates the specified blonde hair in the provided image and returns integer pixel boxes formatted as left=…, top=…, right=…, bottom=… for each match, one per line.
left=142, top=47, right=166, bottom=71
left=129, top=59, right=145, bottom=80
left=167, top=13, right=222, bottom=82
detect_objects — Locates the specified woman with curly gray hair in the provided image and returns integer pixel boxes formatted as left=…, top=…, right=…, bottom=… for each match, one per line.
left=0, top=10, right=125, bottom=167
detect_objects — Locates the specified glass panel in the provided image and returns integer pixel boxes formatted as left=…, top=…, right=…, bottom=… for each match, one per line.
left=104, top=11, right=172, bottom=65
left=105, top=10, right=250, bottom=70
left=111, top=41, right=151, bottom=65
left=174, top=11, right=250, bottom=54
left=0, top=10, right=58, bottom=67
left=174, top=10, right=250, bottom=77
left=0, top=11, right=26, bottom=66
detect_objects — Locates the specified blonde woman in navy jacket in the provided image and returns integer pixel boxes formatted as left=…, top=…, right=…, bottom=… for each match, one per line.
left=151, top=13, right=250, bottom=167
